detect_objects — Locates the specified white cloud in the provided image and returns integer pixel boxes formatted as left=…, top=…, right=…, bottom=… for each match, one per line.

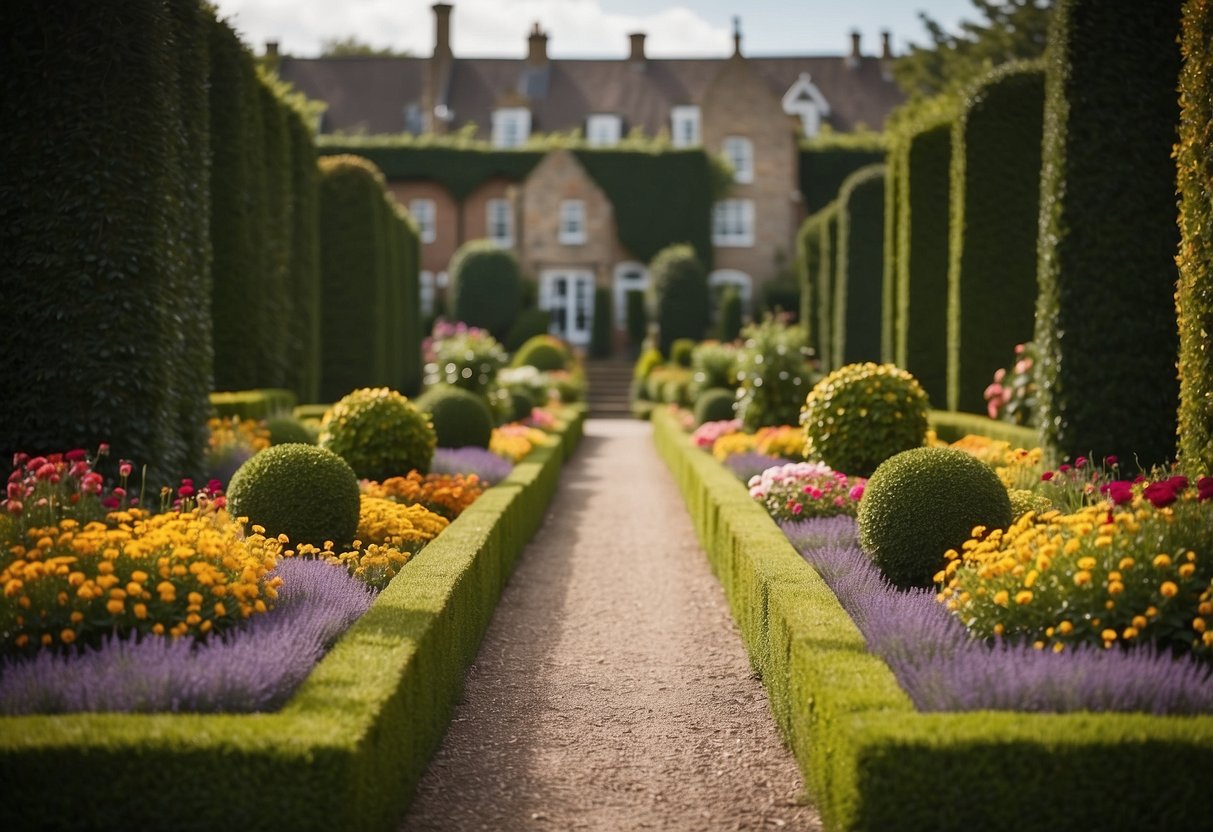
left=211, top=0, right=730, bottom=58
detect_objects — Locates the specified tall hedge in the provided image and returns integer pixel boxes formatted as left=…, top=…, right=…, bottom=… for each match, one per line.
left=397, top=206, right=423, bottom=396
left=1176, top=0, right=1213, bottom=475
left=947, top=63, right=1046, bottom=413
left=650, top=244, right=709, bottom=355
left=881, top=142, right=904, bottom=364
left=0, top=0, right=209, bottom=483
left=817, top=203, right=840, bottom=370
left=798, top=135, right=887, bottom=214
left=590, top=285, right=613, bottom=358
left=285, top=109, right=322, bottom=403
left=796, top=211, right=823, bottom=352
left=1034, top=0, right=1183, bottom=466
left=317, top=155, right=393, bottom=401
left=256, top=80, right=293, bottom=389
left=893, top=116, right=953, bottom=408
left=448, top=240, right=523, bottom=342
left=833, top=165, right=887, bottom=366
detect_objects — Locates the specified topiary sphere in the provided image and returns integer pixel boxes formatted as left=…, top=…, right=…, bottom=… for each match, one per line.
left=858, top=447, right=1013, bottom=589
left=266, top=416, right=317, bottom=446
left=693, top=388, right=736, bottom=425
left=508, top=389, right=536, bottom=423
left=226, top=444, right=360, bottom=548
left=414, top=385, right=495, bottom=449
left=801, top=362, right=930, bottom=477
left=511, top=334, right=570, bottom=372
left=318, top=387, right=436, bottom=479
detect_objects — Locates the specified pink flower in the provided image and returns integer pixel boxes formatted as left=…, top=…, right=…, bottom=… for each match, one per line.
left=1041, top=471, right=1054, bottom=482
left=1014, top=358, right=1032, bottom=374
left=1014, top=343, right=1026, bottom=355
left=178, top=484, right=195, bottom=498
left=1058, top=464, right=1071, bottom=473
left=26, top=456, right=47, bottom=471
left=993, top=368, right=1007, bottom=384
left=1100, top=481, right=1133, bottom=506
left=1075, top=456, right=1087, bottom=468
left=98, top=443, right=110, bottom=455
left=65, top=449, right=87, bottom=462
left=849, top=483, right=865, bottom=501
left=7, top=482, right=22, bottom=502
left=119, top=460, right=133, bottom=478
left=790, top=503, right=803, bottom=515
left=1106, top=455, right=1119, bottom=466
left=101, top=496, right=119, bottom=510
left=35, top=463, right=57, bottom=481
left=1197, top=476, right=1213, bottom=502
left=6, top=500, right=22, bottom=516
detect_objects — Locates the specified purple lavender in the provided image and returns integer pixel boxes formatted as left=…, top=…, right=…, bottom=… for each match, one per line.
left=722, top=452, right=792, bottom=484
left=431, top=446, right=513, bottom=484
left=0, top=559, right=374, bottom=715
left=781, top=517, right=1213, bottom=715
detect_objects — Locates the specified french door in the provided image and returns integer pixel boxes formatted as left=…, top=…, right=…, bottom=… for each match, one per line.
left=540, top=269, right=594, bottom=346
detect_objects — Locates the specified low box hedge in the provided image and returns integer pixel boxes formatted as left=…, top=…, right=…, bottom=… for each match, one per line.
left=0, top=405, right=586, bottom=831
left=209, top=388, right=299, bottom=420
left=927, top=409, right=1037, bottom=448
left=652, top=406, right=1213, bottom=832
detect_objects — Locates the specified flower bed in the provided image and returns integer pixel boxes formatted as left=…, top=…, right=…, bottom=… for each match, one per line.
left=0, top=405, right=585, bottom=832
left=652, top=407, right=1213, bottom=832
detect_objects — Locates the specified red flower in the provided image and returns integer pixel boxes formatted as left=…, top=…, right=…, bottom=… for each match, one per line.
left=1143, top=480, right=1181, bottom=508
left=1041, top=471, right=1054, bottom=482
left=1100, top=480, right=1133, bottom=506
left=65, top=449, right=87, bottom=462
left=1198, top=476, right=1213, bottom=502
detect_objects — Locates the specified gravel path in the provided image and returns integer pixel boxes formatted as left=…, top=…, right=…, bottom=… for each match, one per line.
left=401, top=419, right=820, bottom=832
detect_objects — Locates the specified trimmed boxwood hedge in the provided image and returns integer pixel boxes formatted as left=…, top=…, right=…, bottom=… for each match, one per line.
left=817, top=202, right=840, bottom=370
left=286, top=105, right=323, bottom=403
left=0, top=406, right=586, bottom=832
left=833, top=165, right=886, bottom=366
left=893, top=115, right=953, bottom=408
left=881, top=143, right=903, bottom=364
left=798, top=134, right=887, bottom=214
left=796, top=208, right=829, bottom=358
left=448, top=240, right=523, bottom=342
left=652, top=407, right=1213, bottom=832
left=1176, top=0, right=1213, bottom=475
left=0, top=0, right=208, bottom=485
left=927, top=409, right=1038, bottom=448
left=947, top=62, right=1045, bottom=413
left=650, top=243, right=709, bottom=355
left=1034, top=0, right=1183, bottom=466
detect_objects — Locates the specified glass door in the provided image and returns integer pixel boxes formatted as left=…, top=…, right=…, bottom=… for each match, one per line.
left=541, top=270, right=595, bottom=346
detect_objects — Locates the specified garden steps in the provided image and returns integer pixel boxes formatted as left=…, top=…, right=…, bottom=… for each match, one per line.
left=401, top=418, right=818, bottom=830
left=584, top=359, right=634, bottom=419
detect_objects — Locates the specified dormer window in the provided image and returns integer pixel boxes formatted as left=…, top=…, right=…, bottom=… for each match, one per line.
left=409, top=198, right=436, bottom=244
left=586, top=114, right=622, bottom=147
left=492, top=107, right=531, bottom=148
left=671, top=105, right=700, bottom=148
left=782, top=73, right=831, bottom=138
left=722, top=136, right=754, bottom=184
left=559, top=200, right=587, bottom=245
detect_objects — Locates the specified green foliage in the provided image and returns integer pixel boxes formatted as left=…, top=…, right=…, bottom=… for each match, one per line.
left=227, top=443, right=360, bottom=548
left=690, top=341, right=740, bottom=396
left=891, top=113, right=955, bottom=406
left=0, top=0, right=211, bottom=485
left=817, top=203, right=840, bottom=369
left=210, top=389, right=297, bottom=420
left=1177, top=0, right=1213, bottom=476
left=507, top=389, right=536, bottom=423
left=284, top=106, right=322, bottom=403
left=670, top=338, right=696, bottom=368
left=928, top=409, right=1039, bottom=447
left=265, top=416, right=317, bottom=445
left=414, top=385, right=494, bottom=449
left=735, top=317, right=816, bottom=431
left=633, top=346, right=664, bottom=382
left=802, top=363, right=931, bottom=477
left=795, top=209, right=830, bottom=357
left=894, top=0, right=1053, bottom=98
left=318, top=35, right=413, bottom=57
left=760, top=278, right=801, bottom=323
left=833, top=164, right=887, bottom=366
left=1034, top=0, right=1182, bottom=467
left=625, top=290, right=648, bottom=350
left=882, top=143, right=902, bottom=365
left=650, top=244, right=709, bottom=355
left=798, top=134, right=887, bottom=214
left=647, top=365, right=694, bottom=405
left=448, top=240, right=522, bottom=342
left=716, top=285, right=743, bottom=343
left=947, top=62, right=1045, bottom=413
left=504, top=308, right=553, bottom=352
left=1009, top=487, right=1053, bottom=520
left=694, top=389, right=737, bottom=426
left=589, top=286, right=613, bottom=359
left=425, top=326, right=508, bottom=398
left=318, top=387, right=436, bottom=479
left=857, top=447, right=1013, bottom=588
left=511, top=335, right=571, bottom=372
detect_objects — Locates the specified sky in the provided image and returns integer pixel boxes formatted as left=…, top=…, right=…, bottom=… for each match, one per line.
left=209, top=0, right=979, bottom=60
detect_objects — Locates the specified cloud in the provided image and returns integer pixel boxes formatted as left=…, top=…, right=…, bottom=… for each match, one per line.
left=212, top=0, right=731, bottom=58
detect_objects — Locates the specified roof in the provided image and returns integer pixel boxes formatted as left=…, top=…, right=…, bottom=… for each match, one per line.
left=277, top=53, right=903, bottom=137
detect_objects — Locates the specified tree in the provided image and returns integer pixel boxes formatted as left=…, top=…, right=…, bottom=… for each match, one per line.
left=893, top=0, right=1054, bottom=98
left=319, top=36, right=412, bottom=58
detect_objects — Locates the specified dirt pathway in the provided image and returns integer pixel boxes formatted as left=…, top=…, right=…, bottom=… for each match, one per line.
left=401, top=419, right=820, bottom=832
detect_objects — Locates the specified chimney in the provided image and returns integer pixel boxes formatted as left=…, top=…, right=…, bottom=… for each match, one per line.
left=264, top=40, right=280, bottom=69
left=527, top=22, right=548, bottom=64
left=732, top=16, right=742, bottom=58
left=628, top=32, right=646, bottom=63
left=433, top=3, right=453, bottom=61
left=881, top=30, right=892, bottom=60
left=846, top=30, right=861, bottom=69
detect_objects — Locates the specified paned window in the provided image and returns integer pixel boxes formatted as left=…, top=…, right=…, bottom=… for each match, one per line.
left=712, top=199, right=755, bottom=247
left=409, top=198, right=436, bottom=244
left=559, top=199, right=587, bottom=245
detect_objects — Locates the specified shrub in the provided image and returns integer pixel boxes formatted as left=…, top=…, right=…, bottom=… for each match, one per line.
left=694, top=389, right=736, bottom=426
left=590, top=285, right=612, bottom=359
left=795, top=211, right=829, bottom=356
left=749, top=461, right=866, bottom=522
left=633, top=346, right=664, bottom=381
left=735, top=317, right=815, bottom=431
left=504, top=308, right=551, bottom=353
left=424, top=322, right=508, bottom=398
left=507, top=390, right=536, bottom=423
left=761, top=277, right=800, bottom=321
left=858, top=447, right=1013, bottom=589
left=1008, top=487, right=1052, bottom=520
left=833, top=164, right=886, bottom=366
left=670, top=338, right=696, bottom=368
left=227, top=443, right=361, bottom=549
left=447, top=240, right=522, bottom=342
left=650, top=243, right=709, bottom=355
left=414, top=385, right=494, bottom=449
left=511, top=334, right=570, bottom=372
left=802, top=362, right=930, bottom=477
left=647, top=366, right=693, bottom=405
left=939, top=475, right=1213, bottom=658
left=266, top=417, right=316, bottom=446
left=690, top=341, right=739, bottom=397
left=716, top=284, right=743, bottom=342
left=625, top=290, right=648, bottom=351
left=318, top=388, right=436, bottom=479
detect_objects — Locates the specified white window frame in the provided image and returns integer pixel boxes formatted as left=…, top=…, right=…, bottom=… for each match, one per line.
left=671, top=105, right=700, bottom=148
left=491, top=107, right=531, bottom=148
left=409, top=198, right=436, bottom=244
left=782, top=72, right=831, bottom=139
left=708, top=269, right=753, bottom=316
left=586, top=113, right=622, bottom=147
left=612, top=261, right=650, bottom=327
left=559, top=199, right=587, bottom=245
left=712, top=199, right=755, bottom=247
left=486, top=198, right=513, bottom=248
left=722, top=136, right=754, bottom=184
left=419, top=270, right=436, bottom=316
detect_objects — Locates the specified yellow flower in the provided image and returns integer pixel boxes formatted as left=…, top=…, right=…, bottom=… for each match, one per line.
left=1160, top=581, right=1179, bottom=598
left=1179, top=563, right=1196, bottom=578
left=993, top=590, right=1010, bottom=607
left=1122, top=627, right=1138, bottom=640
left=1107, top=581, right=1124, bottom=596
left=60, top=629, right=76, bottom=645
left=1193, top=618, right=1207, bottom=634
left=1015, top=590, right=1033, bottom=605
left=1057, top=620, right=1073, bottom=636
left=1132, top=615, right=1148, bottom=630
left=1074, top=570, right=1092, bottom=587
left=1153, top=554, right=1172, bottom=569
left=1101, top=629, right=1117, bottom=643
left=1077, top=556, right=1097, bottom=571
left=106, top=598, right=124, bottom=615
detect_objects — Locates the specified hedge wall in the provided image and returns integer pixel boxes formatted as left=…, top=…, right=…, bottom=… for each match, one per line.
left=893, top=116, right=953, bottom=408
left=795, top=209, right=828, bottom=356
left=817, top=203, right=840, bottom=370
left=1034, top=0, right=1183, bottom=466
left=833, top=165, right=887, bottom=366
left=650, top=243, right=710, bottom=355
left=798, top=134, right=887, bottom=214
left=285, top=109, right=323, bottom=403
left=946, top=62, right=1045, bottom=413
left=396, top=204, right=423, bottom=396
left=0, top=0, right=209, bottom=484
left=257, top=80, right=293, bottom=390
left=881, top=142, right=904, bottom=364
left=1176, top=0, right=1213, bottom=475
